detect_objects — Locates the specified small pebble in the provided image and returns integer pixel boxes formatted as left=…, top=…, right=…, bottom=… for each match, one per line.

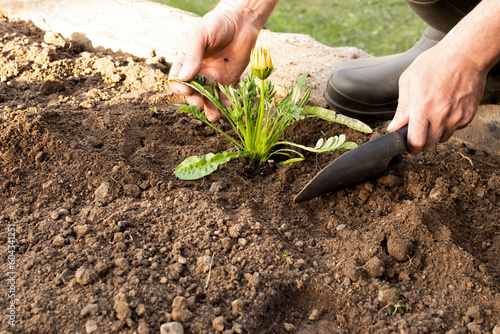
left=171, top=296, right=192, bottom=323
left=136, top=304, right=147, bottom=317
left=81, top=303, right=99, bottom=317
left=284, top=323, right=296, bottom=332
left=160, top=322, right=184, bottom=334
left=336, top=224, right=346, bottom=231
left=113, top=293, right=131, bottom=321
left=212, top=316, right=225, bottom=332
left=75, top=266, right=97, bottom=285
left=85, top=320, right=98, bottom=333
left=58, top=208, right=70, bottom=217
left=94, top=262, right=108, bottom=276
left=309, top=309, right=322, bottom=321
left=231, top=299, right=244, bottom=316
left=74, top=224, right=89, bottom=237
left=137, top=320, right=150, bottom=334
left=52, top=235, right=65, bottom=247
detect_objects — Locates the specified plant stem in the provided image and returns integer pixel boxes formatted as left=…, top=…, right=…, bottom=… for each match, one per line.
left=254, top=78, right=266, bottom=160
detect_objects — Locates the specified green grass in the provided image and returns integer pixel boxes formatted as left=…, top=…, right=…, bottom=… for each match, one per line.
left=153, top=0, right=427, bottom=56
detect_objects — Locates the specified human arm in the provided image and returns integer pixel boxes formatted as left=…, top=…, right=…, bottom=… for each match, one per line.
left=168, top=0, right=279, bottom=122
left=388, top=0, right=500, bottom=154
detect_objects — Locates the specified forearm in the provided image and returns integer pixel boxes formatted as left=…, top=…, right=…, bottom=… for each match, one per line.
left=441, top=0, right=500, bottom=72
left=217, top=0, right=279, bottom=30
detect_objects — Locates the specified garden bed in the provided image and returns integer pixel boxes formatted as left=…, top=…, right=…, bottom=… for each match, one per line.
left=0, top=17, right=498, bottom=333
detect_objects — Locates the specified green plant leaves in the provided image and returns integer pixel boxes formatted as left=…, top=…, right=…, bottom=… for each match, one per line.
left=174, top=151, right=249, bottom=180
left=301, top=107, right=372, bottom=133
left=171, top=73, right=370, bottom=181
left=280, top=135, right=357, bottom=154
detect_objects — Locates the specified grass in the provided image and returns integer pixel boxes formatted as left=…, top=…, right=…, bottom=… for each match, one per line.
left=153, top=0, right=427, bottom=56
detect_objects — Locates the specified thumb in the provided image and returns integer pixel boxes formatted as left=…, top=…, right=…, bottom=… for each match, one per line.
left=388, top=76, right=410, bottom=132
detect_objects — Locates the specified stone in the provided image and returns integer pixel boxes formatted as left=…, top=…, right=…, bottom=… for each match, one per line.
left=364, top=256, right=385, bottom=278
left=492, top=325, right=500, bottom=334
left=74, top=224, right=90, bottom=237
left=85, top=320, right=98, bottom=333
left=114, top=293, right=132, bottom=321
left=171, top=296, right=192, bottom=323
left=75, top=266, right=97, bottom=285
left=336, top=224, right=347, bottom=231
left=231, top=299, right=244, bottom=316
left=81, top=303, right=99, bottom=317
left=52, top=234, right=65, bottom=247
left=136, top=304, right=147, bottom=317
left=94, top=182, right=110, bottom=202
left=308, top=309, right=322, bottom=321
left=59, top=208, right=70, bottom=217
left=137, top=320, right=150, bottom=334
left=94, top=262, right=108, bottom=276
left=212, top=316, right=225, bottom=332
left=44, top=31, right=67, bottom=48
left=466, top=305, right=482, bottom=321
left=244, top=272, right=260, bottom=288
left=284, top=323, right=296, bottom=332
left=160, top=322, right=184, bottom=334
left=114, top=257, right=130, bottom=270
left=466, top=322, right=482, bottom=334
left=228, top=225, right=241, bottom=238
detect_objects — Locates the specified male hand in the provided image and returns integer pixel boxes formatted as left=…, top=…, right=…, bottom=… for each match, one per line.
left=168, top=7, right=260, bottom=122
left=388, top=43, right=487, bottom=154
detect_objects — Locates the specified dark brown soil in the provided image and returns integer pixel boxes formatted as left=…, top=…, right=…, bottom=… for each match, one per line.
left=0, top=16, right=499, bottom=334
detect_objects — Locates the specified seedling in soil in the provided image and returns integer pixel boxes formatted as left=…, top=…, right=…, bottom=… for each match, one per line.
left=392, top=300, right=412, bottom=316
left=170, top=47, right=372, bottom=180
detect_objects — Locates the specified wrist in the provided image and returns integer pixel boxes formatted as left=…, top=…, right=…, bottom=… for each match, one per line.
left=216, top=0, right=278, bottom=30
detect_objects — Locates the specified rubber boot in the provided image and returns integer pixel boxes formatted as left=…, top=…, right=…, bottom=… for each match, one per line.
left=324, top=26, right=445, bottom=120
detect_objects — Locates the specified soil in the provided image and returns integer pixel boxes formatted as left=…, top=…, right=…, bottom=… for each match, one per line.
left=0, top=16, right=499, bottom=334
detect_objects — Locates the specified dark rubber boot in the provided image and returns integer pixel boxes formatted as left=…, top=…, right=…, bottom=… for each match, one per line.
left=324, top=26, right=445, bottom=120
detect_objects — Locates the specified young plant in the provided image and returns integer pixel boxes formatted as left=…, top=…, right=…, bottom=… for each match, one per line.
left=392, top=300, right=412, bottom=316
left=171, top=47, right=372, bottom=180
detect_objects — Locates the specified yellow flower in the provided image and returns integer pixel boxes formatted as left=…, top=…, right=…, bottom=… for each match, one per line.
left=250, top=47, right=274, bottom=80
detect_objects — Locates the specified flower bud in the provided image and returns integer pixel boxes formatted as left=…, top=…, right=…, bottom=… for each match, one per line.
left=250, top=47, right=274, bottom=80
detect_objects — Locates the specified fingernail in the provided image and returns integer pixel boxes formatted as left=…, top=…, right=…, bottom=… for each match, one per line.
left=178, top=67, right=191, bottom=80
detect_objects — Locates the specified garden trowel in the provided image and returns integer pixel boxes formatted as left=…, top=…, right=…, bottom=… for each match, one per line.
left=294, top=125, right=408, bottom=203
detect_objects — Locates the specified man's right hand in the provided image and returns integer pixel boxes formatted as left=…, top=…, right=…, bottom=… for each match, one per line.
left=168, top=4, right=264, bottom=122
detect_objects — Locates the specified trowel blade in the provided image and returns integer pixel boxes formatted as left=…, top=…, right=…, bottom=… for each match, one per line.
left=294, top=126, right=408, bottom=203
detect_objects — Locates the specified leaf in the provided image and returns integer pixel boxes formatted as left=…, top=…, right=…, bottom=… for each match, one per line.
left=174, top=151, right=249, bottom=180
left=339, top=141, right=358, bottom=150
left=279, top=135, right=350, bottom=154
left=300, top=107, right=372, bottom=133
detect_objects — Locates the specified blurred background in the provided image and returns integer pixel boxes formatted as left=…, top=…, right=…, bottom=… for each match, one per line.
left=152, top=0, right=427, bottom=56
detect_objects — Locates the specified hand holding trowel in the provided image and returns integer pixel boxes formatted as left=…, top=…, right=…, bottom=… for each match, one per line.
left=294, top=125, right=408, bottom=203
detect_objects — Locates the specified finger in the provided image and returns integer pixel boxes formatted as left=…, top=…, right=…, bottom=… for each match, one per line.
left=388, top=75, right=411, bottom=132
left=176, top=31, right=206, bottom=81
left=168, top=53, right=194, bottom=96
left=423, top=123, right=443, bottom=152
left=204, top=99, right=223, bottom=122
left=407, top=113, right=428, bottom=154
left=186, top=94, right=204, bottom=111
